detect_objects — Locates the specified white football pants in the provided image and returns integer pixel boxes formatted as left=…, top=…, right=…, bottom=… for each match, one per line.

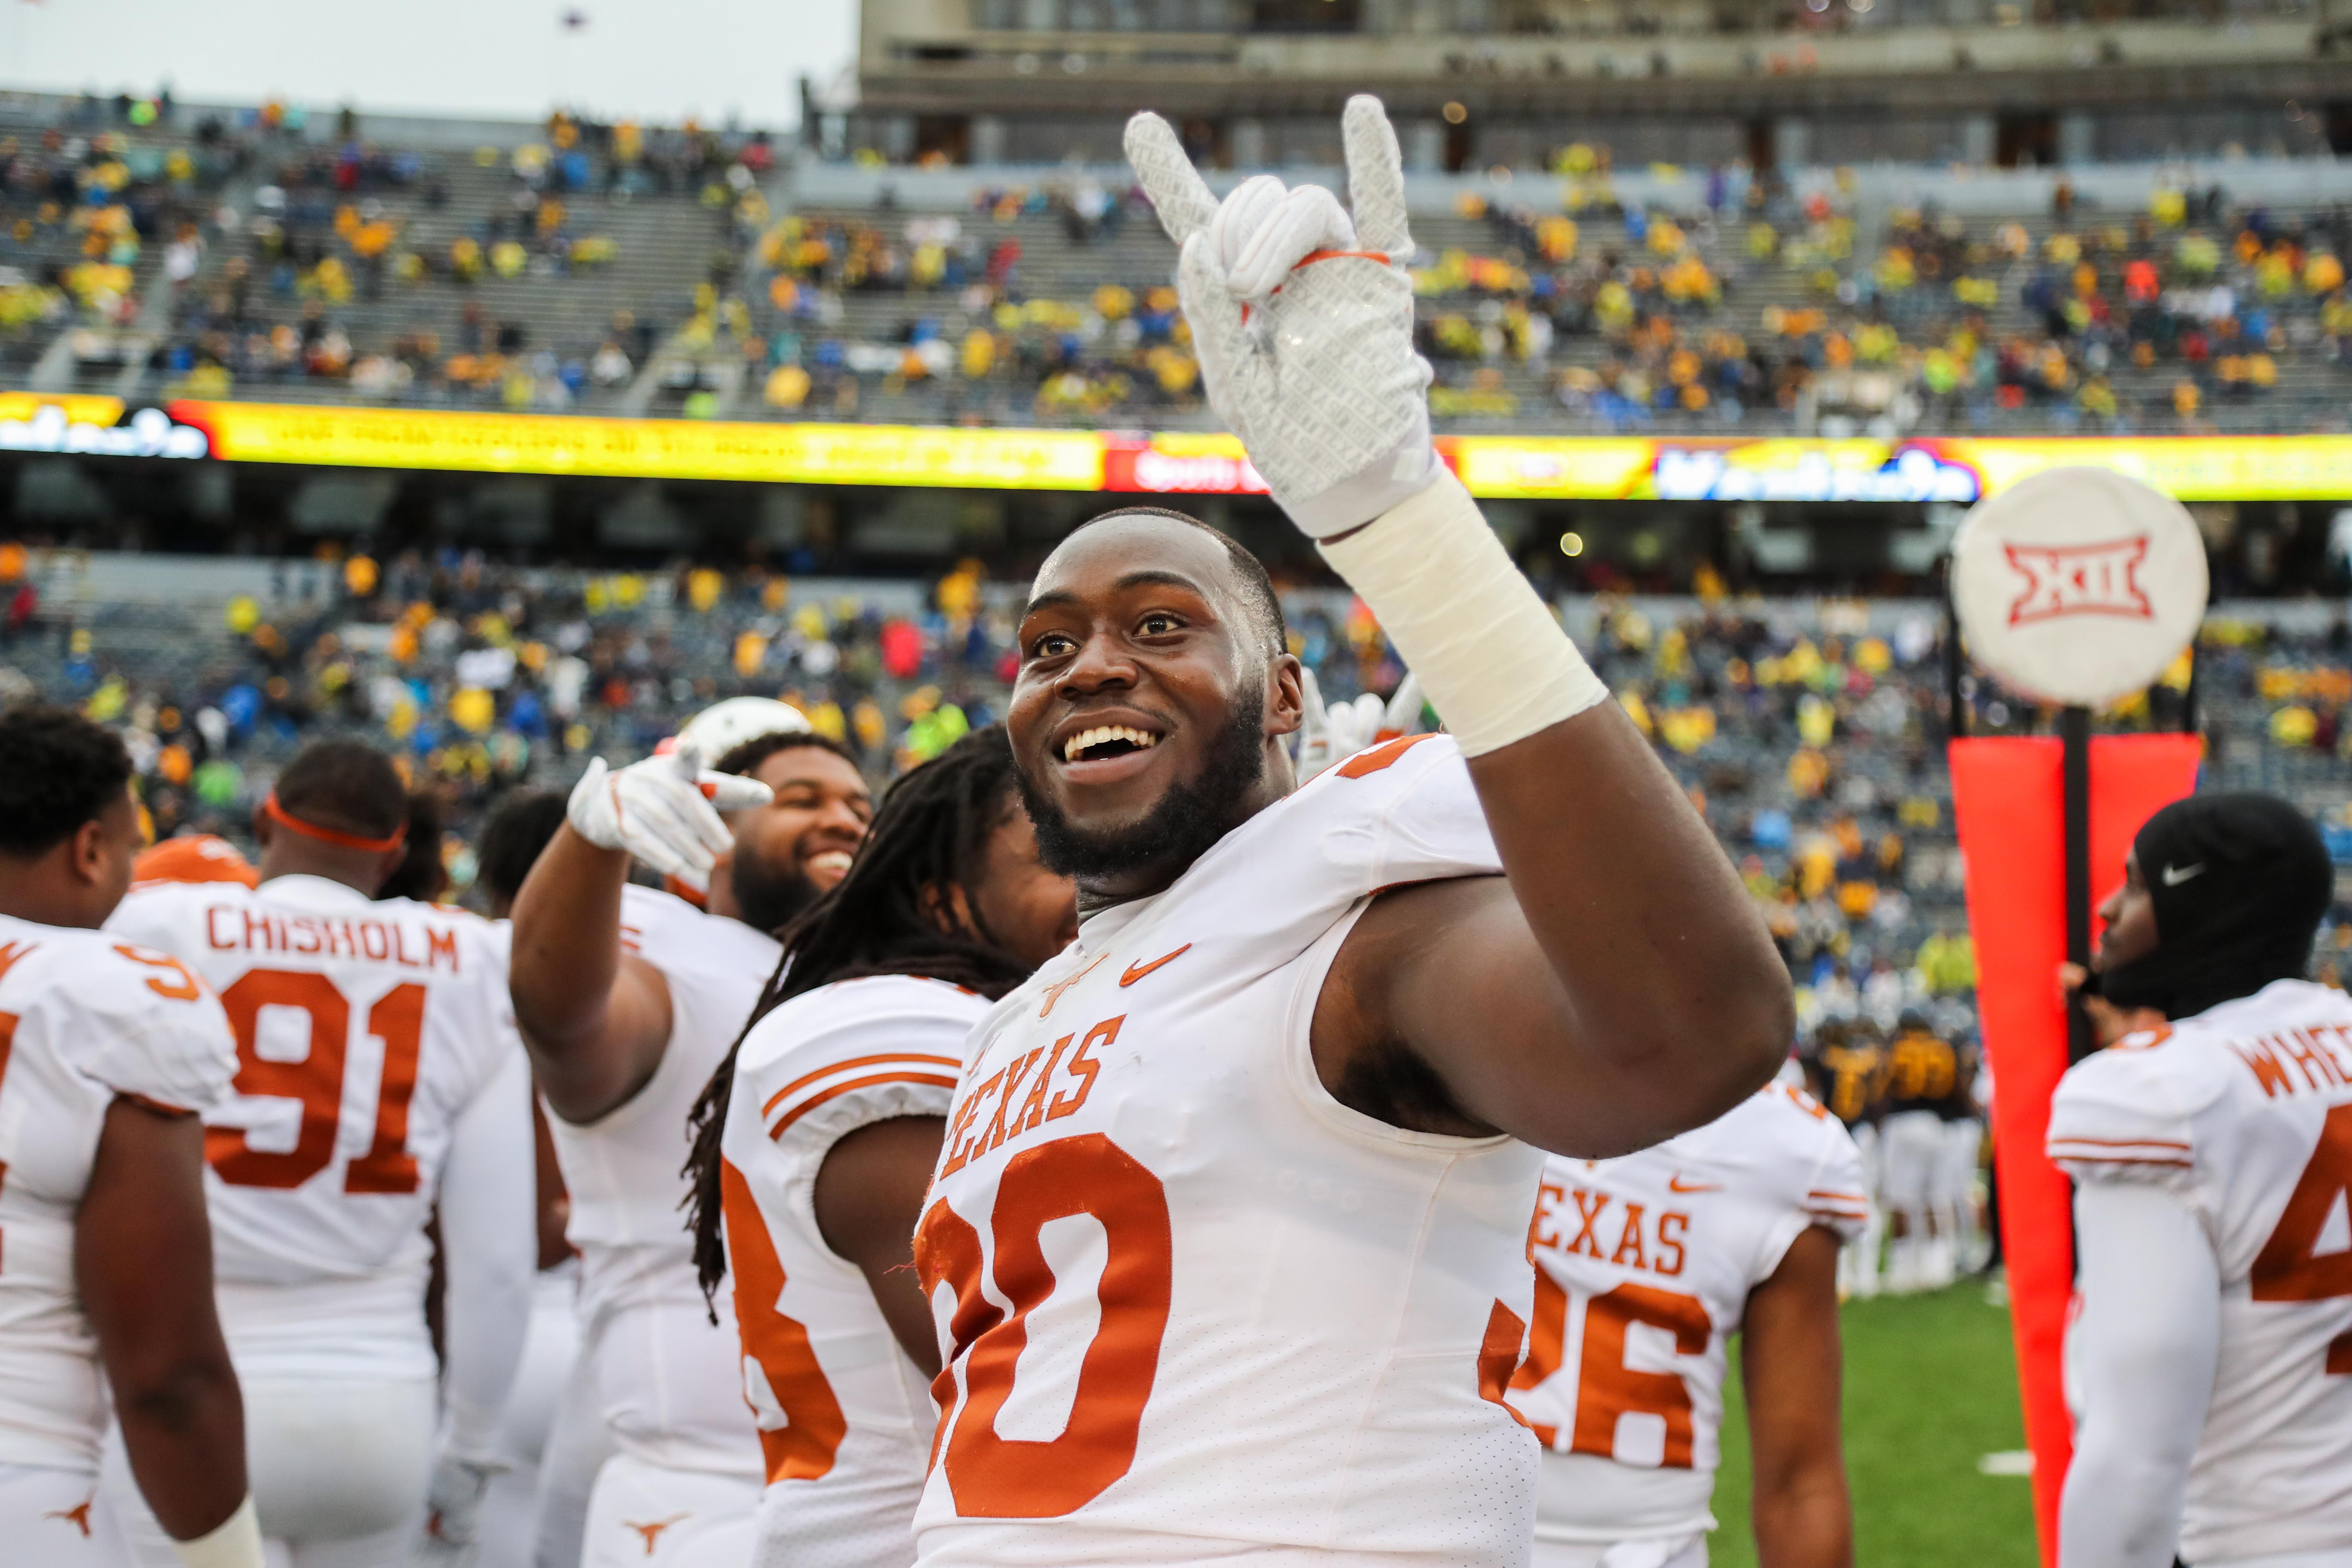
left=577, top=1455, right=756, bottom=1568
left=1880, top=1109, right=1951, bottom=1291
left=1839, top=1121, right=1884, bottom=1298
left=0, top=1462, right=129, bottom=1568
left=1941, top=1116, right=1985, bottom=1268
left=1531, top=1532, right=1708, bottom=1568
left=103, top=1374, right=435, bottom=1568
left=1880, top=1110, right=1947, bottom=1216
left=467, top=1270, right=596, bottom=1568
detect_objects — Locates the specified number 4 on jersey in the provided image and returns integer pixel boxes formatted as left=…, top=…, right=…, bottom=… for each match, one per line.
left=2252, top=1100, right=2352, bottom=1374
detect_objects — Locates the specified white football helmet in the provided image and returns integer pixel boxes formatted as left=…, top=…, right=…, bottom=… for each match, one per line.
left=663, top=696, right=812, bottom=766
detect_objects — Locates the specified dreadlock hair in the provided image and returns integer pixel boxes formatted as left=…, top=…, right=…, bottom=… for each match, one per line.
left=684, top=723, right=1038, bottom=1310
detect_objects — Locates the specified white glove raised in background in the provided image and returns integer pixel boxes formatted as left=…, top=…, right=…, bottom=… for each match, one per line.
left=564, top=741, right=772, bottom=881
left=1124, top=96, right=1440, bottom=540
left=1296, top=669, right=1427, bottom=781
left=411, top=1449, right=500, bottom=1565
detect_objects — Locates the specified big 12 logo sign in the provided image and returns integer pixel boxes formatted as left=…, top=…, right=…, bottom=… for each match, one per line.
left=2001, top=537, right=2153, bottom=626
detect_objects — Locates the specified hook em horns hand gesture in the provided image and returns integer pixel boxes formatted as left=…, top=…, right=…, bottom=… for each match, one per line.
left=1124, top=97, right=1441, bottom=540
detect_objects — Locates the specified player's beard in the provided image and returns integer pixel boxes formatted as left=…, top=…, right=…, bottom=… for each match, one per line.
left=1020, top=696, right=1266, bottom=882
left=729, top=848, right=825, bottom=936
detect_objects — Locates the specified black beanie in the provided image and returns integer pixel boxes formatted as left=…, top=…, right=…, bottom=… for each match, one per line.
left=2097, top=791, right=2335, bottom=1021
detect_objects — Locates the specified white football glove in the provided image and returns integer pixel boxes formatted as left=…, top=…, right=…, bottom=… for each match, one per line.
left=1296, top=669, right=1427, bottom=781
left=565, top=742, right=772, bottom=882
left=1125, top=96, right=1439, bottom=539
left=413, top=1450, right=500, bottom=1564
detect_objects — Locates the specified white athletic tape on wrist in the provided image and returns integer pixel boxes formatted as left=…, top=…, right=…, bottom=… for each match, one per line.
left=1317, top=469, right=1608, bottom=757
left=172, top=1495, right=264, bottom=1568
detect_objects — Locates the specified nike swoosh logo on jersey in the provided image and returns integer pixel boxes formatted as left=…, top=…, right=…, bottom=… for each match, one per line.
left=1667, top=1173, right=1722, bottom=1194
left=2162, top=862, right=2206, bottom=886
left=1121, top=944, right=1193, bottom=986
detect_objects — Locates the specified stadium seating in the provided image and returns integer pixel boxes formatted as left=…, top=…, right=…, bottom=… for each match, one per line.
left=2, top=95, right=788, bottom=415
left=765, top=181, right=2352, bottom=437
left=11, top=537, right=2352, bottom=1031
left=10, top=90, right=2352, bottom=435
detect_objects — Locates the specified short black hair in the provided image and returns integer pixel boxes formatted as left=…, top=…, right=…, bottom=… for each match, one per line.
left=0, top=703, right=135, bottom=857
left=374, top=792, right=447, bottom=903
left=711, top=729, right=867, bottom=781
left=272, top=739, right=407, bottom=842
left=1071, top=506, right=1287, bottom=658
left=474, top=788, right=567, bottom=909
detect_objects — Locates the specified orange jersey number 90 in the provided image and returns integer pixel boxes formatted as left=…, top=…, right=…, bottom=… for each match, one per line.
left=915, top=1132, right=1173, bottom=1518
left=207, top=968, right=426, bottom=1193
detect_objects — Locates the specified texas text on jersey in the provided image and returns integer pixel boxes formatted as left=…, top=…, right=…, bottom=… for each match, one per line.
left=1507, top=1084, right=1866, bottom=1561
left=911, top=734, right=1547, bottom=1568
left=2050, top=978, right=2352, bottom=1564
left=0, top=918, right=236, bottom=1473
left=722, top=974, right=982, bottom=1568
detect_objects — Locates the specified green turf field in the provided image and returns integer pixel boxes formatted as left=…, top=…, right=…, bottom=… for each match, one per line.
left=1708, top=1281, right=2040, bottom=1568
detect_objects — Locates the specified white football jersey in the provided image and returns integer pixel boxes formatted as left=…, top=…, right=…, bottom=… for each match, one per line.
left=1506, top=1084, right=1866, bottom=1547
left=106, top=875, right=523, bottom=1379
left=2050, top=979, right=2352, bottom=1564
left=723, top=974, right=980, bottom=1568
left=544, top=883, right=779, bottom=1476
left=912, top=734, right=1546, bottom=1568
left=0, top=913, right=236, bottom=1469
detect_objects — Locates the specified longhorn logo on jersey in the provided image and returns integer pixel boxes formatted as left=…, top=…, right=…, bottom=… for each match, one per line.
left=2003, top=536, right=2153, bottom=625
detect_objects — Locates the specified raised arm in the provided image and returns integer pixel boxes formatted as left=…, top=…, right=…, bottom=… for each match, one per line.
left=1741, top=1226, right=1853, bottom=1568
left=510, top=743, right=769, bottom=1121
left=1322, top=710, right=1789, bottom=1156
left=507, top=824, right=677, bottom=1122
left=1132, top=99, right=1786, bottom=1156
left=77, top=1098, right=257, bottom=1556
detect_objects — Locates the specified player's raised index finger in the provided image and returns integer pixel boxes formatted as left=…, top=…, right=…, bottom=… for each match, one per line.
left=1124, top=112, right=1219, bottom=245
left=1341, top=95, right=1412, bottom=259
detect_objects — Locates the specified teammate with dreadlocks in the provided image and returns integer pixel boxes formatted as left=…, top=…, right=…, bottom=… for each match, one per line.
left=510, top=702, right=870, bottom=1568
left=683, top=726, right=1074, bottom=1568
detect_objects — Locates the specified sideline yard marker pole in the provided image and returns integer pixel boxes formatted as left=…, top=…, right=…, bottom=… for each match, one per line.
left=2061, top=704, right=2094, bottom=1064
left=1946, top=466, right=2209, bottom=1564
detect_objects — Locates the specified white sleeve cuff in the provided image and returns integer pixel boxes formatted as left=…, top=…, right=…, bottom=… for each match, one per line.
left=170, top=1496, right=263, bottom=1568
left=1317, top=470, right=1608, bottom=757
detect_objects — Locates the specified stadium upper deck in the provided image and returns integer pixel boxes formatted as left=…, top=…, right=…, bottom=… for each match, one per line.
left=8, top=87, right=2352, bottom=439
left=850, top=0, right=2351, bottom=171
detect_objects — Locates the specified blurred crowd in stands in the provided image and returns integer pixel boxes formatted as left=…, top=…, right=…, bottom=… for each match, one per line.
left=9, top=530, right=2352, bottom=1039
left=714, top=164, right=2352, bottom=435
left=11, top=86, right=2352, bottom=434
